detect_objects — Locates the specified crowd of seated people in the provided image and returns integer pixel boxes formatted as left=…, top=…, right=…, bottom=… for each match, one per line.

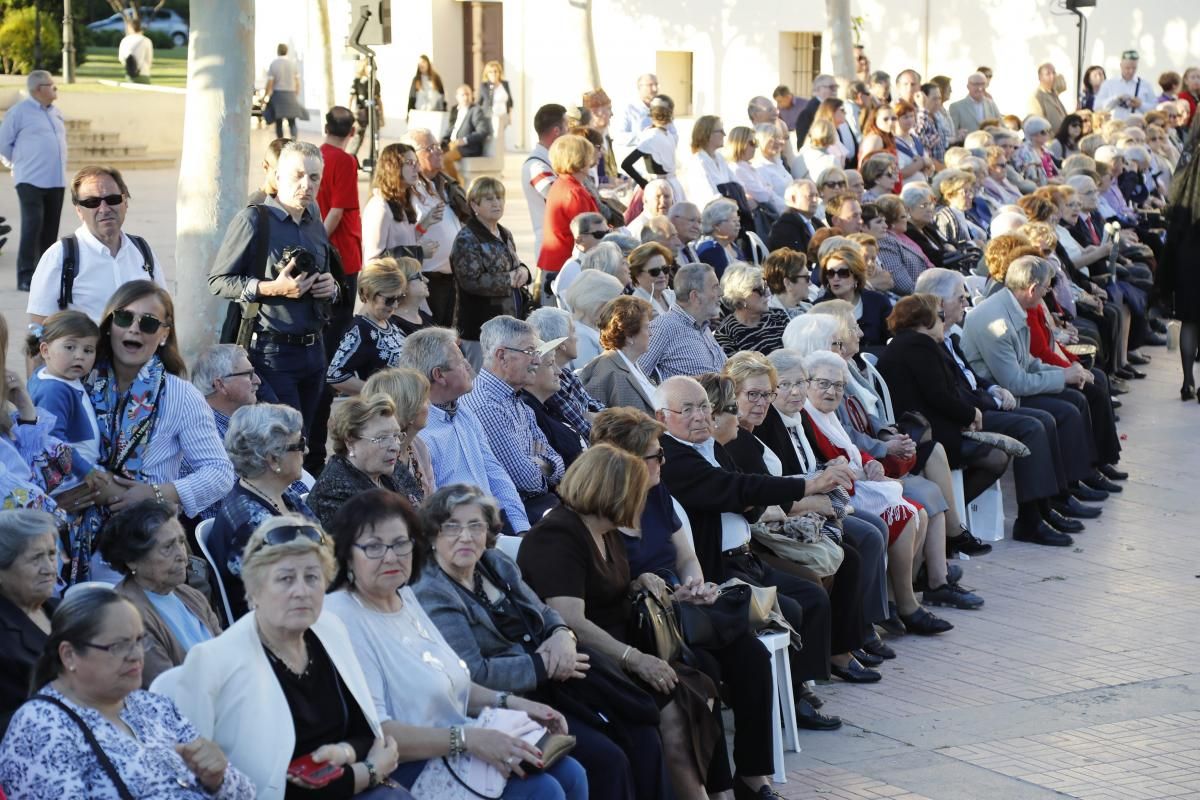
left=3, top=47, right=1198, bottom=800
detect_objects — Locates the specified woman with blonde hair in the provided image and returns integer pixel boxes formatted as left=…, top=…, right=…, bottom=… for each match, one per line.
left=728, top=125, right=783, bottom=214
left=327, top=258, right=410, bottom=395
left=362, top=367, right=436, bottom=505
left=751, top=123, right=794, bottom=204
left=478, top=60, right=513, bottom=148
left=796, top=118, right=842, bottom=182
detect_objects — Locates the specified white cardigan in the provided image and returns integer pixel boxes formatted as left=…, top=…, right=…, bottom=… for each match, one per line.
left=151, top=610, right=382, bottom=800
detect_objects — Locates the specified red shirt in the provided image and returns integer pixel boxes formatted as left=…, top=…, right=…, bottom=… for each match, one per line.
left=1027, top=305, right=1076, bottom=368
left=317, top=143, right=363, bottom=275
left=538, top=175, right=599, bottom=272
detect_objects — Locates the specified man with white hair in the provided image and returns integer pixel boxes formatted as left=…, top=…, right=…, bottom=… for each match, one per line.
left=1029, top=63, right=1067, bottom=131
left=527, top=306, right=605, bottom=434
left=767, top=179, right=824, bottom=252
left=1094, top=50, right=1158, bottom=121
left=667, top=202, right=703, bottom=263
left=615, top=73, right=676, bottom=145
left=656, top=374, right=854, bottom=730
left=747, top=95, right=778, bottom=126
left=0, top=71, right=68, bottom=291
left=795, top=74, right=839, bottom=150
left=639, top=263, right=727, bottom=381
left=400, top=327, right=532, bottom=533
left=626, top=178, right=674, bottom=239
left=948, top=73, right=1000, bottom=136
left=551, top=211, right=608, bottom=305
left=461, top=316, right=567, bottom=519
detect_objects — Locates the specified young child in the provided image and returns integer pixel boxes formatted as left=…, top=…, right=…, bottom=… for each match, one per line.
left=27, top=311, right=102, bottom=474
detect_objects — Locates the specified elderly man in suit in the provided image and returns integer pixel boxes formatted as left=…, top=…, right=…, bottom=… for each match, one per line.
left=441, top=84, right=493, bottom=181
left=948, top=73, right=1000, bottom=138
left=767, top=179, right=825, bottom=253
left=960, top=256, right=1126, bottom=546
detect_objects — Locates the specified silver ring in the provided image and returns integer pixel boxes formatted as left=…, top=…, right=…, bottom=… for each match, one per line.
left=507, top=757, right=515, bottom=764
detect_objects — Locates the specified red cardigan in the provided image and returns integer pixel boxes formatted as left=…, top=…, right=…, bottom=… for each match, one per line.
left=1027, top=305, right=1077, bottom=368
left=538, top=175, right=599, bottom=272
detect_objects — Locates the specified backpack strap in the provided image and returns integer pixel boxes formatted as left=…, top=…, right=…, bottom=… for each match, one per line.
left=57, top=235, right=78, bottom=310
left=127, top=234, right=154, bottom=278
left=234, top=204, right=273, bottom=348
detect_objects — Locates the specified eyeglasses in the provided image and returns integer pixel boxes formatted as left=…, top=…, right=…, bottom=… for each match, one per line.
left=379, top=294, right=403, bottom=305
left=792, top=272, right=812, bottom=281
left=360, top=430, right=405, bottom=447
left=77, top=194, right=124, bottom=209
left=823, top=180, right=848, bottom=189
left=742, top=389, right=778, bottom=404
left=646, top=267, right=665, bottom=277
left=813, top=378, right=846, bottom=393
left=354, top=539, right=414, bottom=559
left=222, top=369, right=257, bottom=380
left=643, top=449, right=667, bottom=464
left=826, top=268, right=854, bottom=280
left=777, top=378, right=809, bottom=392
left=937, top=309, right=946, bottom=321
left=502, top=346, right=540, bottom=359
left=716, top=403, right=739, bottom=415
left=440, top=520, right=489, bottom=538
left=664, top=402, right=713, bottom=417
left=583, top=230, right=608, bottom=240
left=830, top=339, right=846, bottom=349
left=406, top=273, right=428, bottom=284
left=284, top=435, right=308, bottom=452
left=111, top=309, right=166, bottom=334
left=418, top=144, right=441, bottom=153
left=401, top=159, right=419, bottom=168
left=81, top=634, right=149, bottom=660
left=263, top=524, right=326, bottom=547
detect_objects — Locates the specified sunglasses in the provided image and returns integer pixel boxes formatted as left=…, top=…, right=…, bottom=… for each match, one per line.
left=222, top=369, right=256, bottom=379
left=583, top=230, right=608, bottom=240
left=379, top=294, right=403, bottom=305
left=823, top=180, right=848, bottom=189
left=262, top=524, right=325, bottom=547
left=77, top=194, right=125, bottom=209
left=284, top=435, right=308, bottom=452
left=111, top=309, right=166, bottom=334
left=646, top=267, right=665, bottom=277
left=826, top=267, right=854, bottom=280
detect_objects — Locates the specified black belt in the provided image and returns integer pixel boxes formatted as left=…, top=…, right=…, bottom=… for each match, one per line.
left=251, top=330, right=318, bottom=346
left=722, top=542, right=753, bottom=558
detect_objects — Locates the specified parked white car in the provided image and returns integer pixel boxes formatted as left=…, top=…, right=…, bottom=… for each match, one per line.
left=87, top=7, right=189, bottom=47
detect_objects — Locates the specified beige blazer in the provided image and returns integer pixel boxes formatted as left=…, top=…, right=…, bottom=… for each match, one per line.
left=115, top=578, right=223, bottom=687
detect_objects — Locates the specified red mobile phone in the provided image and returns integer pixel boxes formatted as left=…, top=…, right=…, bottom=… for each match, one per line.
left=287, top=754, right=345, bottom=787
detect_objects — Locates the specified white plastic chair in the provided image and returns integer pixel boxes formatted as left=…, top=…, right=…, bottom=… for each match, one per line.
left=495, top=534, right=522, bottom=561
left=195, top=519, right=234, bottom=624
left=757, top=630, right=801, bottom=782
left=64, top=580, right=114, bottom=599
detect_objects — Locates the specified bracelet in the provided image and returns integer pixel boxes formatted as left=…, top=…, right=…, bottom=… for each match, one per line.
left=416, top=224, right=427, bottom=235
left=620, top=645, right=633, bottom=669
left=151, top=484, right=166, bottom=505
left=17, top=417, right=37, bottom=426
left=449, top=725, right=466, bottom=757
left=496, top=691, right=510, bottom=709
left=342, top=743, right=356, bottom=764
left=363, top=759, right=380, bottom=788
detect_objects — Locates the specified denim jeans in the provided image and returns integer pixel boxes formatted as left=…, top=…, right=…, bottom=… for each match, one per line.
left=14, top=183, right=64, bottom=284
left=248, top=339, right=326, bottom=436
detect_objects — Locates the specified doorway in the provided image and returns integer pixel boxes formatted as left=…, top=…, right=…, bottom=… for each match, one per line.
left=463, top=1, right=504, bottom=89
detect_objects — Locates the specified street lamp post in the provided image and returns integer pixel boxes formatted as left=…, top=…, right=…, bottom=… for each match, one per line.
left=63, top=0, right=77, bottom=83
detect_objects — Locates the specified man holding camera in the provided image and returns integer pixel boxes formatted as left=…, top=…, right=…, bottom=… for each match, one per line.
left=209, top=140, right=340, bottom=438
left=1094, top=51, right=1157, bottom=121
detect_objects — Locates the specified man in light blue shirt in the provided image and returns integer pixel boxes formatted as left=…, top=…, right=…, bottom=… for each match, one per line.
left=399, top=327, right=532, bottom=532
left=0, top=71, right=68, bottom=291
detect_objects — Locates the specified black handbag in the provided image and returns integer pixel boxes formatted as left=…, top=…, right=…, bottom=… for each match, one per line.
left=675, top=583, right=753, bottom=651
left=628, top=589, right=685, bottom=662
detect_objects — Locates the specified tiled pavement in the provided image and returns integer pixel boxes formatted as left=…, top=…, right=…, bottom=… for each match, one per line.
left=4, top=128, right=1200, bottom=800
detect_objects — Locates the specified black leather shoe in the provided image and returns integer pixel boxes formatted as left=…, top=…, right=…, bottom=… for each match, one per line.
left=860, top=634, right=897, bottom=660
left=1044, top=510, right=1085, bottom=533
left=16, top=279, right=30, bottom=292
left=733, top=777, right=786, bottom=800
left=899, top=607, right=954, bottom=635
left=797, top=682, right=824, bottom=709
left=877, top=602, right=906, bottom=636
left=1149, top=317, right=1168, bottom=335
left=1012, top=520, right=1074, bottom=546
left=1127, top=351, right=1151, bottom=365
left=947, top=530, right=992, bottom=556
left=1110, top=377, right=1129, bottom=395
left=1052, top=496, right=1102, bottom=519
left=1128, top=366, right=1147, bottom=379
left=1099, top=464, right=1128, bottom=481
left=830, top=659, right=882, bottom=683
left=1084, top=474, right=1122, bottom=494
left=1071, top=483, right=1109, bottom=502
left=1111, top=398, right=1123, bottom=409
left=851, top=648, right=884, bottom=667
left=1115, top=366, right=1135, bottom=380
left=1184, top=386, right=1198, bottom=401
left=794, top=698, right=842, bottom=730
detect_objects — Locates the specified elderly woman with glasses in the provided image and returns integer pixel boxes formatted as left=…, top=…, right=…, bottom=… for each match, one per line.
left=874, top=194, right=934, bottom=296
left=322, top=489, right=587, bottom=800
left=328, top=258, right=411, bottom=396
left=696, top=198, right=750, bottom=276
left=409, top=484, right=661, bottom=798
left=714, top=263, right=792, bottom=355
left=1, top=587, right=255, bottom=799
left=628, top=241, right=676, bottom=316
left=521, top=351, right=588, bottom=468
left=899, top=183, right=957, bottom=270
left=154, top=516, right=406, bottom=799
left=212, top=403, right=315, bottom=621
left=763, top=246, right=813, bottom=318
left=580, top=296, right=658, bottom=415
left=814, top=243, right=894, bottom=349
left=934, top=170, right=989, bottom=252
left=308, top=396, right=415, bottom=528
left=0, top=509, right=61, bottom=733
left=362, top=368, right=436, bottom=507
left=99, top=501, right=224, bottom=686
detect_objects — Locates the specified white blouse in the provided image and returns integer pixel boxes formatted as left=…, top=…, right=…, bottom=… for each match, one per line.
left=734, top=160, right=784, bottom=214
left=361, top=191, right=420, bottom=262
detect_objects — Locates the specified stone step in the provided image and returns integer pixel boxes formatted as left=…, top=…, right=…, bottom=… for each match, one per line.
left=70, top=143, right=149, bottom=158
left=64, top=118, right=92, bottom=131
left=67, top=130, right=120, bottom=145
left=66, top=153, right=177, bottom=170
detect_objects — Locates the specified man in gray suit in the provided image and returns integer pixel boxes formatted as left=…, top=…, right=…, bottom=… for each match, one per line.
left=960, top=256, right=1124, bottom=545
left=947, top=72, right=1000, bottom=139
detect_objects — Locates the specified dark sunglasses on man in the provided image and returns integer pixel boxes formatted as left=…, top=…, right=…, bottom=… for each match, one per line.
left=78, top=194, right=125, bottom=209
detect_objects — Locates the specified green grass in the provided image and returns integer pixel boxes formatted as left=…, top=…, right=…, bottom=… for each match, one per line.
left=71, top=45, right=188, bottom=88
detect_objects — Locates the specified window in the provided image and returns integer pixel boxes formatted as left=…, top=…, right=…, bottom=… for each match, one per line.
left=656, top=51, right=693, bottom=117
left=780, top=32, right=823, bottom=97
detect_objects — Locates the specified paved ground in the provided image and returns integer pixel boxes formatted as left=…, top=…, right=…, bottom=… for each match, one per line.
left=3, top=127, right=1199, bottom=800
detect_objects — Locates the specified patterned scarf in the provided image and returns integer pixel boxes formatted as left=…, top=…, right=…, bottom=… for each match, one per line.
left=71, top=356, right=167, bottom=582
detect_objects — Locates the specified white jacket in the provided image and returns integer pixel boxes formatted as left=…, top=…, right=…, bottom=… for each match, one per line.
left=151, top=610, right=382, bottom=800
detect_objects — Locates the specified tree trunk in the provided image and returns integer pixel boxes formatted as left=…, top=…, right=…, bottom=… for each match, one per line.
left=315, top=0, right=336, bottom=110
left=568, top=0, right=600, bottom=89
left=825, top=0, right=855, bottom=89
left=173, top=0, right=254, bottom=363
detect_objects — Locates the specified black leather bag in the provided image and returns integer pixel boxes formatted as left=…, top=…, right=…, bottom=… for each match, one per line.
left=676, top=583, right=753, bottom=651
left=629, top=589, right=685, bottom=662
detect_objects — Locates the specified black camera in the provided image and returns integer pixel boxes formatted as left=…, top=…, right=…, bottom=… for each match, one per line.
left=280, top=245, right=318, bottom=278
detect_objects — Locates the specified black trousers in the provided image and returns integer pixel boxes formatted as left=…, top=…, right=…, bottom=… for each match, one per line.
left=692, top=631, right=775, bottom=786
left=1020, top=392, right=1095, bottom=484
left=426, top=271, right=456, bottom=328
left=983, top=407, right=1065, bottom=503
left=15, top=183, right=64, bottom=285
left=560, top=711, right=670, bottom=800
left=722, top=550, right=831, bottom=683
